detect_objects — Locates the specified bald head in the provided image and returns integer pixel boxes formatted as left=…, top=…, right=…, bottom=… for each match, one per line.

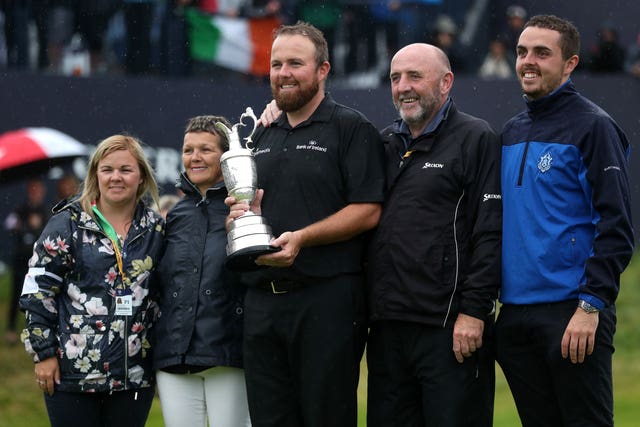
left=391, top=43, right=451, bottom=77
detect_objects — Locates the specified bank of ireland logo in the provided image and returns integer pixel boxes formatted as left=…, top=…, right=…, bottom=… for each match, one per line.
left=538, top=152, right=552, bottom=173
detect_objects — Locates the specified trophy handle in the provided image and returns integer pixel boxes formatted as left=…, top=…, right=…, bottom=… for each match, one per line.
left=240, top=107, right=259, bottom=150
left=215, top=108, right=258, bottom=151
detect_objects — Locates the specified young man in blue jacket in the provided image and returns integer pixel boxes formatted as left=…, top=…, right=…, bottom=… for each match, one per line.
left=496, top=15, right=634, bottom=427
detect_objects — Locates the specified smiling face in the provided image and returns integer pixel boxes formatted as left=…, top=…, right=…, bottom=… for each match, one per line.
left=270, top=34, right=328, bottom=113
left=389, top=44, right=453, bottom=136
left=97, top=149, right=143, bottom=210
left=516, top=26, right=578, bottom=100
left=182, top=131, right=225, bottom=195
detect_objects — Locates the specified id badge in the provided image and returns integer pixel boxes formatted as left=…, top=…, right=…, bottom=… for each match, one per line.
left=115, top=289, right=133, bottom=316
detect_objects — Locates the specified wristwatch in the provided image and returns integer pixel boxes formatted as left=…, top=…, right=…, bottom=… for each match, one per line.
left=578, top=299, right=599, bottom=314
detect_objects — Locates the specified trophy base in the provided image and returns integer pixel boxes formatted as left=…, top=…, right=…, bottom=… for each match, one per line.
left=226, top=245, right=281, bottom=271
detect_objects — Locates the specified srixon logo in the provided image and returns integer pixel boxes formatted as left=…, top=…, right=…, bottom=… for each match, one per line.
left=422, top=162, right=444, bottom=169
left=483, top=193, right=502, bottom=203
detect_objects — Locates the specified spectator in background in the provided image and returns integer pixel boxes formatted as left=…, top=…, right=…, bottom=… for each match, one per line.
left=32, top=0, right=51, bottom=69
left=624, top=30, right=640, bottom=78
left=159, top=0, right=192, bottom=77
left=242, top=0, right=281, bottom=19
left=498, top=4, right=527, bottom=56
left=47, top=0, right=74, bottom=72
left=343, top=1, right=378, bottom=76
left=123, top=0, right=157, bottom=75
left=588, top=21, right=625, bottom=73
left=157, top=193, right=181, bottom=219
left=371, top=0, right=401, bottom=81
left=430, top=14, right=467, bottom=73
left=47, top=0, right=120, bottom=74
left=397, top=0, right=443, bottom=47
left=55, top=174, right=80, bottom=203
left=0, top=0, right=30, bottom=68
left=3, top=178, right=48, bottom=345
left=478, top=38, right=515, bottom=79
left=0, top=8, right=6, bottom=66
left=0, top=0, right=51, bottom=69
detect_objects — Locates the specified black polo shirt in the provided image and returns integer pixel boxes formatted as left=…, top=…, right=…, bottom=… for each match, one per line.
left=250, top=93, right=385, bottom=280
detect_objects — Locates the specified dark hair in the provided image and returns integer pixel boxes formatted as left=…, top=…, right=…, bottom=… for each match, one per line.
left=274, top=21, right=329, bottom=67
left=525, top=15, right=581, bottom=60
left=185, top=115, right=232, bottom=152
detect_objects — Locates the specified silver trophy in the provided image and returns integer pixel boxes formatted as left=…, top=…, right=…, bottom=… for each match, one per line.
left=217, top=107, right=279, bottom=270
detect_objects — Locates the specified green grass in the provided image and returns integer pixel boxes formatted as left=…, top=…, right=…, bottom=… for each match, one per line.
left=2, top=254, right=640, bottom=427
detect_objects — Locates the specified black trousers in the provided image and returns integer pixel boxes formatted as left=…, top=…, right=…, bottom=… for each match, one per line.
left=367, top=319, right=495, bottom=427
left=495, top=301, right=615, bottom=427
left=243, top=274, right=367, bottom=427
left=44, top=387, right=155, bottom=427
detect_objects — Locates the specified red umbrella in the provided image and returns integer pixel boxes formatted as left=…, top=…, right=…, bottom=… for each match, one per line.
left=0, top=127, right=88, bottom=181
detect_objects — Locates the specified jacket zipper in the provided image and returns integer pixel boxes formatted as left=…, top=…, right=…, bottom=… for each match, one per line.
left=517, top=142, right=529, bottom=186
left=121, top=230, right=145, bottom=390
left=516, top=124, right=535, bottom=186
left=77, top=223, right=148, bottom=391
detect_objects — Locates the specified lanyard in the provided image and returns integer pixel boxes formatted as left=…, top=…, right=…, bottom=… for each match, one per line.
left=92, top=203, right=129, bottom=287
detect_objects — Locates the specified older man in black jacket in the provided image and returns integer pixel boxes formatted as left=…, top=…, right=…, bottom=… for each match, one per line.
left=366, top=43, right=502, bottom=427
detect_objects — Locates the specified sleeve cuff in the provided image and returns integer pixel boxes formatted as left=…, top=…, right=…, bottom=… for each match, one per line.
left=578, top=293, right=605, bottom=310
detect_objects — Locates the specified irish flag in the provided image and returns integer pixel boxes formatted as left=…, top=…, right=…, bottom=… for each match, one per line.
left=186, top=8, right=280, bottom=77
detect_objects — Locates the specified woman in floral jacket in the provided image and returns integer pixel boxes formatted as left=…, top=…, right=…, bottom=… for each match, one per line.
left=19, top=135, right=165, bottom=427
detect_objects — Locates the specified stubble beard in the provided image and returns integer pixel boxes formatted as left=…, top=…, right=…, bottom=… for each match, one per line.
left=518, top=66, right=564, bottom=100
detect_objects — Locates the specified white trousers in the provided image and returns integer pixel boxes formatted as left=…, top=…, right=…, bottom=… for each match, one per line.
left=156, top=366, right=251, bottom=427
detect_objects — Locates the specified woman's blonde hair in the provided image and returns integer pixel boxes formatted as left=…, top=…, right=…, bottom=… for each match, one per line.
left=78, top=134, right=159, bottom=216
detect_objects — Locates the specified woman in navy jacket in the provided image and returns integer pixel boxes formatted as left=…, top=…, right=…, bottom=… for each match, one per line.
left=154, top=115, right=250, bottom=427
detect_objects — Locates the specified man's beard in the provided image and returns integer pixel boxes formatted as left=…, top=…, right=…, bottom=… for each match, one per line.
left=273, top=79, right=320, bottom=112
left=395, top=92, right=440, bottom=127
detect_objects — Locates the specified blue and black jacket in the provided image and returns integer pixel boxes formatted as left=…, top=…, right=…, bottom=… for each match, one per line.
left=501, top=80, right=634, bottom=309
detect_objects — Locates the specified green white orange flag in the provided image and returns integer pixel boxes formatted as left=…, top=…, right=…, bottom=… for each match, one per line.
left=185, top=7, right=279, bottom=77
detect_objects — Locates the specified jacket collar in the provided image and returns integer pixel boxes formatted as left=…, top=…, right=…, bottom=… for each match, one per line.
left=178, top=172, right=226, bottom=205
left=393, top=98, right=453, bottom=140
left=525, top=79, right=577, bottom=116
left=59, top=200, right=150, bottom=233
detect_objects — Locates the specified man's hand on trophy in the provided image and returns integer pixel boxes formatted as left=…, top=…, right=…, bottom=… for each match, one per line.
left=258, top=100, right=282, bottom=128
left=224, top=189, right=264, bottom=231
left=255, top=231, right=300, bottom=267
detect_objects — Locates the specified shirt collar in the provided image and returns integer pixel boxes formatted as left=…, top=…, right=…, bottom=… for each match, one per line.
left=274, top=93, right=336, bottom=128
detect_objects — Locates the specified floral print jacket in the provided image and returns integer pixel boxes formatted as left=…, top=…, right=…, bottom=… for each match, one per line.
left=19, top=200, right=165, bottom=393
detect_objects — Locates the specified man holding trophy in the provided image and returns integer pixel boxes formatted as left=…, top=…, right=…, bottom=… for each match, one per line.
left=226, top=21, right=386, bottom=427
